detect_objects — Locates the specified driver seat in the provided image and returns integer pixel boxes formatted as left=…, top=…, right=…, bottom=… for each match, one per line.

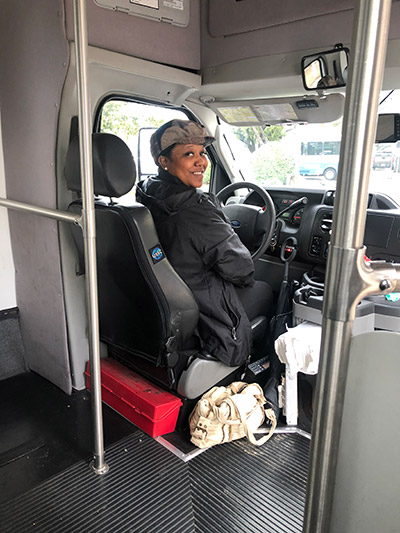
left=65, top=133, right=267, bottom=399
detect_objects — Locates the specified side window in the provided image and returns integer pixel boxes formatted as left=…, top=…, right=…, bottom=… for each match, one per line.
left=99, top=100, right=212, bottom=202
left=307, top=142, right=323, bottom=156
left=323, top=141, right=340, bottom=155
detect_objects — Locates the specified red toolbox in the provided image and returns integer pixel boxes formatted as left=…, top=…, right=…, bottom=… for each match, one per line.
left=85, top=359, right=182, bottom=437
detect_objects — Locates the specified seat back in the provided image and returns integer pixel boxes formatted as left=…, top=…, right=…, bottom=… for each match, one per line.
left=65, top=134, right=199, bottom=387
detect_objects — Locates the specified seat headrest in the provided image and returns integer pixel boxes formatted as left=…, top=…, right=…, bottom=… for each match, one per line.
left=65, top=133, right=136, bottom=197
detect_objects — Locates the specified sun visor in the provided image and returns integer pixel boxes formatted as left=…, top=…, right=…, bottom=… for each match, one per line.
left=209, top=94, right=345, bottom=126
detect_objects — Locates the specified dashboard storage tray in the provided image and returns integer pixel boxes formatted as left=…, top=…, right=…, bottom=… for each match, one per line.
left=366, top=294, right=400, bottom=332
left=293, top=285, right=375, bottom=335
left=85, top=359, right=182, bottom=437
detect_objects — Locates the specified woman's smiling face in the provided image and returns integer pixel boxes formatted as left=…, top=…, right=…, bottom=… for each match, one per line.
left=159, top=144, right=208, bottom=188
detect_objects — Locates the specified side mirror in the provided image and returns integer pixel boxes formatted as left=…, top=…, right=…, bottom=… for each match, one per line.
left=301, top=45, right=349, bottom=91
left=375, top=114, right=400, bottom=143
left=138, top=127, right=158, bottom=179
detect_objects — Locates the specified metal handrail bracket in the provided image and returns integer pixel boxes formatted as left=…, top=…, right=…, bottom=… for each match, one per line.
left=0, top=197, right=82, bottom=226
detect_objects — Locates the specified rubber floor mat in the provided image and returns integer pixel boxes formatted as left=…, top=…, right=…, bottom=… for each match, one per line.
left=0, top=431, right=309, bottom=533
left=191, top=433, right=309, bottom=533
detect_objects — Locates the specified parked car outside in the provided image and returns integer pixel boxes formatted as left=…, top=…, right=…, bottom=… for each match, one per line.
left=372, top=149, right=393, bottom=169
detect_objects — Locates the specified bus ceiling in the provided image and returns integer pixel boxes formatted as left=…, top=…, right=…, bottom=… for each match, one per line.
left=57, top=0, right=400, bottom=111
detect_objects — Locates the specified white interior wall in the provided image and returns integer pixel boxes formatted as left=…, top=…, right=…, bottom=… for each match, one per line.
left=0, top=113, right=17, bottom=311
left=0, top=0, right=72, bottom=394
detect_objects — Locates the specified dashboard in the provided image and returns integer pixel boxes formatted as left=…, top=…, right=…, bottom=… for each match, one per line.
left=245, top=187, right=400, bottom=265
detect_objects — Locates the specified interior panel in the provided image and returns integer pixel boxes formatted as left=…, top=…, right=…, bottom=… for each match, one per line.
left=0, top=0, right=72, bottom=393
left=207, top=0, right=354, bottom=38
left=64, top=0, right=201, bottom=70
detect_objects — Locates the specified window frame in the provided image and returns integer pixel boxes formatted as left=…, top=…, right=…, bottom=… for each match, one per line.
left=94, top=95, right=220, bottom=193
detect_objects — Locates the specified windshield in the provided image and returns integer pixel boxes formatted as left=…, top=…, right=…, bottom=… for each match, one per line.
left=222, top=90, right=400, bottom=206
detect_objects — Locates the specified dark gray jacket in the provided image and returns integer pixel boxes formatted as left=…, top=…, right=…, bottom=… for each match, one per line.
left=136, top=169, right=254, bottom=366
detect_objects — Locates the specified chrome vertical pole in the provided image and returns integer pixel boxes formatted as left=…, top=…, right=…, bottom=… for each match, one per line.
left=303, top=0, right=391, bottom=531
left=73, top=0, right=109, bottom=475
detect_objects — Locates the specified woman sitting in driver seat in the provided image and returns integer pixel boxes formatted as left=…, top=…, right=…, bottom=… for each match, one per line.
left=136, top=119, right=272, bottom=367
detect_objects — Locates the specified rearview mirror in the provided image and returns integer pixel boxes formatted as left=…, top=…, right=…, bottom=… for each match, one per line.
left=301, top=45, right=349, bottom=91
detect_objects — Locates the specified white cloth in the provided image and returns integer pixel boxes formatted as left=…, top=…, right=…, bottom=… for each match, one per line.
left=274, top=321, right=322, bottom=375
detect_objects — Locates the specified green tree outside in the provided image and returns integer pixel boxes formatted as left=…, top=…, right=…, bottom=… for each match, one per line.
left=251, top=142, right=295, bottom=186
left=101, top=101, right=165, bottom=144
left=233, top=125, right=286, bottom=153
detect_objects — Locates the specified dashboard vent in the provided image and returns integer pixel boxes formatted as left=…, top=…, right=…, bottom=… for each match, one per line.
left=319, top=212, right=333, bottom=233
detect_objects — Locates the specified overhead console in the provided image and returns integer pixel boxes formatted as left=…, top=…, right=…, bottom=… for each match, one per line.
left=208, top=95, right=345, bottom=126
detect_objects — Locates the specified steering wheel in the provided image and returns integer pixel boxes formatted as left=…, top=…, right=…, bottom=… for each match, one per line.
left=216, top=182, right=276, bottom=261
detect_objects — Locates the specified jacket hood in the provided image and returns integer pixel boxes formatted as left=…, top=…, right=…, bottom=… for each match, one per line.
left=136, top=169, right=203, bottom=217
